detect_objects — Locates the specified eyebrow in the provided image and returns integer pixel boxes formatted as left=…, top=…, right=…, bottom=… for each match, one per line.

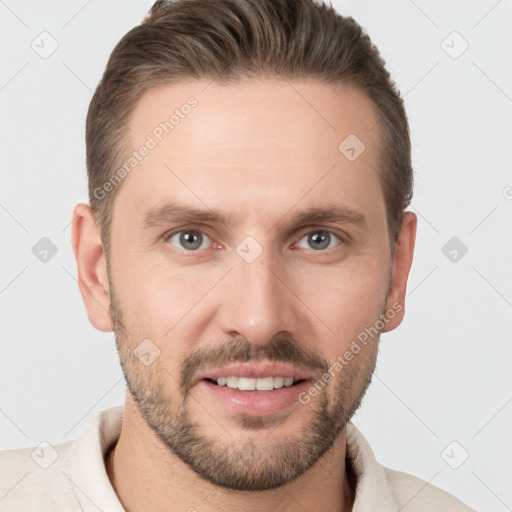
left=141, top=203, right=229, bottom=228
left=289, top=206, right=367, bottom=230
left=140, top=202, right=367, bottom=231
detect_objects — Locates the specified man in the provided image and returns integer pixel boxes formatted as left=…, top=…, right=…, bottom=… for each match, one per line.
left=0, top=0, right=475, bottom=510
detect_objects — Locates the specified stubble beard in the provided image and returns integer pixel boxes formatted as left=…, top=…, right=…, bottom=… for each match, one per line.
left=108, top=276, right=381, bottom=491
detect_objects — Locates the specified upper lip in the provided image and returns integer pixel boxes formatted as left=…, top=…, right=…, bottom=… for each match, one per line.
left=195, top=362, right=312, bottom=385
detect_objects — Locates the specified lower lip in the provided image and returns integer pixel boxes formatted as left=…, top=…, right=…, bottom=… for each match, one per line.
left=199, top=379, right=310, bottom=416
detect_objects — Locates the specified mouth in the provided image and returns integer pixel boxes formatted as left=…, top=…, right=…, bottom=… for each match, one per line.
left=203, top=375, right=308, bottom=391
left=195, top=361, right=312, bottom=389
left=194, top=362, right=313, bottom=416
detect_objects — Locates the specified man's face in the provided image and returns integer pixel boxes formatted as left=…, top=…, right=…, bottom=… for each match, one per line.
left=107, top=78, right=395, bottom=490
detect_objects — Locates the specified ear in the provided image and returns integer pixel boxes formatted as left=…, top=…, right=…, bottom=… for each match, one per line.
left=382, top=211, right=417, bottom=332
left=71, top=203, right=113, bottom=332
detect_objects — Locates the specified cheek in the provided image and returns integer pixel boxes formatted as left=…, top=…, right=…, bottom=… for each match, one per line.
left=111, top=254, right=225, bottom=340
left=291, top=258, right=390, bottom=350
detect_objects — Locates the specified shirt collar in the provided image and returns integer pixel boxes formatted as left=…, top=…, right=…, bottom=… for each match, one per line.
left=68, top=406, right=125, bottom=512
left=345, top=422, right=399, bottom=510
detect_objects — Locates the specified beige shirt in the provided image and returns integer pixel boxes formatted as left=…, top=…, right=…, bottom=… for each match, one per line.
left=0, top=406, right=475, bottom=511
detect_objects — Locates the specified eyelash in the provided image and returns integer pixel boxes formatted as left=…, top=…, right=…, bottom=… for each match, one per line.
left=162, top=226, right=347, bottom=254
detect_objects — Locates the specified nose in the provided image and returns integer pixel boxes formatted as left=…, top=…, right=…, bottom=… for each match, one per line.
left=217, top=244, right=299, bottom=346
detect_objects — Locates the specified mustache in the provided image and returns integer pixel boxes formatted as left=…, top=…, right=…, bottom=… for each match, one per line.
left=180, top=335, right=330, bottom=394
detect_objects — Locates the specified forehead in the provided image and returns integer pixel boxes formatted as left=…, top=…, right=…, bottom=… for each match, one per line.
left=112, top=78, right=385, bottom=231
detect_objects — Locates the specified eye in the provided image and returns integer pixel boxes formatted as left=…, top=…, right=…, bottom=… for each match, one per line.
left=167, top=230, right=212, bottom=251
left=296, top=230, right=342, bottom=251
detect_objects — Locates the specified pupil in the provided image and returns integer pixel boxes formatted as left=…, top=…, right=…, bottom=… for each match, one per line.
left=309, top=232, right=330, bottom=250
left=181, top=231, right=202, bottom=250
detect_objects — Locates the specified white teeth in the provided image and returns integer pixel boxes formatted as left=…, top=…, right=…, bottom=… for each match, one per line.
left=215, top=376, right=297, bottom=391
left=237, top=377, right=256, bottom=390
left=273, top=377, right=284, bottom=389
left=225, top=376, right=238, bottom=388
left=256, top=376, right=274, bottom=391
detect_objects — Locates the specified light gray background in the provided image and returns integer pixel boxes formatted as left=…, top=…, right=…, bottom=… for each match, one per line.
left=1, top=1, right=511, bottom=510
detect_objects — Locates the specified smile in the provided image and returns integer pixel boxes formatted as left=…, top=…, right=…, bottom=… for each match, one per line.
left=210, top=376, right=304, bottom=391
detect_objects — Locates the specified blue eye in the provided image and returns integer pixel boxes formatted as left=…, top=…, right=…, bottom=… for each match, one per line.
left=296, top=231, right=341, bottom=251
left=168, top=230, right=211, bottom=251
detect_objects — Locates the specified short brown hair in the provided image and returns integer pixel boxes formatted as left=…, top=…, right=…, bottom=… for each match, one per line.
left=86, top=0, right=413, bottom=259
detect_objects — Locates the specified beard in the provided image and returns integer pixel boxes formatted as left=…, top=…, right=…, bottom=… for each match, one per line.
left=108, top=277, right=381, bottom=492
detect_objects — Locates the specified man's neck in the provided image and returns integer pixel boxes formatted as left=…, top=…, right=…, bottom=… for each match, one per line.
left=105, top=399, right=355, bottom=512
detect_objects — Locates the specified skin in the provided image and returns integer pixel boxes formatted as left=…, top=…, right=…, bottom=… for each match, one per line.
left=72, top=78, right=416, bottom=512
